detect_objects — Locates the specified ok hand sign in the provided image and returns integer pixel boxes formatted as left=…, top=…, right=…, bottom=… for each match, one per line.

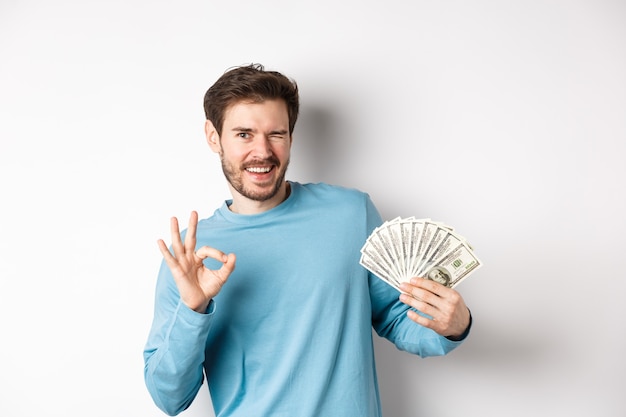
left=157, top=211, right=236, bottom=313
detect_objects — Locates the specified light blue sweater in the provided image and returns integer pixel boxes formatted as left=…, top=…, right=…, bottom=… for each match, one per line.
left=144, top=182, right=464, bottom=416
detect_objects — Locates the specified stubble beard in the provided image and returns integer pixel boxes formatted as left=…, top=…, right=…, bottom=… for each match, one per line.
left=220, top=153, right=290, bottom=202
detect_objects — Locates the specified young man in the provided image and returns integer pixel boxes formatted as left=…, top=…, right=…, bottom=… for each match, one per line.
left=143, top=64, right=472, bottom=417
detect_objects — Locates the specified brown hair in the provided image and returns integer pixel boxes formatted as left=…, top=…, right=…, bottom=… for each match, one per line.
left=203, top=63, right=300, bottom=136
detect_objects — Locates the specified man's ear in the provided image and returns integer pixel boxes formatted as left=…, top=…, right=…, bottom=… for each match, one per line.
left=205, top=120, right=221, bottom=153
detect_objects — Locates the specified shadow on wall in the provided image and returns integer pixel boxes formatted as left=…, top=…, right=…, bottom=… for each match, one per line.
left=374, top=316, right=549, bottom=415
left=290, top=102, right=351, bottom=184
left=290, top=99, right=405, bottom=221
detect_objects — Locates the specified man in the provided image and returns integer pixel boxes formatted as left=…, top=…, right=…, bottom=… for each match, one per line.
left=144, top=64, right=472, bottom=417
left=426, top=266, right=452, bottom=287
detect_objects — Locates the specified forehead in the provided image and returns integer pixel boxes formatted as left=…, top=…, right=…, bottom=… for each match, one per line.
left=223, top=99, right=289, bottom=128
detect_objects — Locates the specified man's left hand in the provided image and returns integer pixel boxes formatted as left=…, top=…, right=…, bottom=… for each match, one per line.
left=399, top=277, right=471, bottom=340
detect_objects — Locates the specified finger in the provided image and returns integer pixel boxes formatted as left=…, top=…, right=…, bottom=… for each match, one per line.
left=170, top=216, right=184, bottom=254
left=196, top=248, right=236, bottom=282
left=157, top=239, right=180, bottom=271
left=157, top=239, right=173, bottom=260
left=195, top=245, right=229, bottom=263
left=218, top=253, right=237, bottom=278
left=410, top=276, right=439, bottom=290
left=184, top=211, right=199, bottom=252
left=412, top=277, right=463, bottom=311
left=398, top=293, right=437, bottom=325
left=399, top=292, right=438, bottom=318
left=410, top=276, right=449, bottom=297
left=400, top=281, right=441, bottom=308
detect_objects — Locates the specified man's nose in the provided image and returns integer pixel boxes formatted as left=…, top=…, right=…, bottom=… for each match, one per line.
left=251, top=136, right=272, bottom=158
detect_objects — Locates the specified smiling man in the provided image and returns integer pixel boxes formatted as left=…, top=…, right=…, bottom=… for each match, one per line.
left=143, top=64, right=472, bottom=417
left=207, top=98, right=292, bottom=213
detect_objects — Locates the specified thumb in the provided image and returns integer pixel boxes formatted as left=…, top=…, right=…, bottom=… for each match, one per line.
left=195, top=247, right=236, bottom=277
left=219, top=253, right=237, bottom=277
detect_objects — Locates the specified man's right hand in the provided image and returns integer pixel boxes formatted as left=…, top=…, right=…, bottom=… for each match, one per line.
left=157, top=210, right=236, bottom=313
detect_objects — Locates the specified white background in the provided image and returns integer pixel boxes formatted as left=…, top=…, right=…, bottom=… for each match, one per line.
left=1, top=1, right=625, bottom=416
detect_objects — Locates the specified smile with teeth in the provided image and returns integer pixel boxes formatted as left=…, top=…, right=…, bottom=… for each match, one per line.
left=246, top=166, right=272, bottom=173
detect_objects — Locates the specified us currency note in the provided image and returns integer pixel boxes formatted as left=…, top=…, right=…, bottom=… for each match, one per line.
left=414, top=221, right=446, bottom=276
left=422, top=241, right=482, bottom=288
left=407, top=218, right=429, bottom=277
left=416, top=229, right=465, bottom=276
left=360, top=217, right=481, bottom=290
left=362, top=230, right=402, bottom=285
left=378, top=220, right=407, bottom=281
left=359, top=252, right=400, bottom=289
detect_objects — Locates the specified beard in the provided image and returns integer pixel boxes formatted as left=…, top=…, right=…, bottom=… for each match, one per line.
left=219, top=153, right=290, bottom=202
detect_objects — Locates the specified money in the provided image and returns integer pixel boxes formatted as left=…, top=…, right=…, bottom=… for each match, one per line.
left=360, top=217, right=481, bottom=291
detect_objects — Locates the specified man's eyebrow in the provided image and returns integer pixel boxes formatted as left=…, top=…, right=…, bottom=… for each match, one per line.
left=268, top=129, right=289, bottom=135
left=230, top=127, right=288, bottom=135
left=231, top=127, right=255, bottom=132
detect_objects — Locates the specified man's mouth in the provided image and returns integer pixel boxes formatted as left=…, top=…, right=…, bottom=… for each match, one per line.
left=245, top=166, right=272, bottom=173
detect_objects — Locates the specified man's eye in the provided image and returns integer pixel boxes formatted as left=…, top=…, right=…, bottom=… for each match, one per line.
left=237, top=132, right=250, bottom=139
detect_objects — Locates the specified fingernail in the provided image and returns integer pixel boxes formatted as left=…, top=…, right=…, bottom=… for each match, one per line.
left=410, top=277, right=421, bottom=285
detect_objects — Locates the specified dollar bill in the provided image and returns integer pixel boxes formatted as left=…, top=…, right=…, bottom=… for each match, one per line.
left=421, top=241, right=482, bottom=288
left=360, top=217, right=481, bottom=290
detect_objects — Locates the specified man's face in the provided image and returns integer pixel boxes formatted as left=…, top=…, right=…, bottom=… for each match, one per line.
left=208, top=99, right=292, bottom=205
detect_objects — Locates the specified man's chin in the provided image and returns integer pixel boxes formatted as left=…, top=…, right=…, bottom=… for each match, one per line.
left=240, top=182, right=283, bottom=202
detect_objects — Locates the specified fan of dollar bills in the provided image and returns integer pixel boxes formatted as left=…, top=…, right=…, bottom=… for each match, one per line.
left=360, top=217, right=482, bottom=291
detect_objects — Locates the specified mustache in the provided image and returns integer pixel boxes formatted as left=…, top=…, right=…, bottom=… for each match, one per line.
left=242, top=157, right=280, bottom=168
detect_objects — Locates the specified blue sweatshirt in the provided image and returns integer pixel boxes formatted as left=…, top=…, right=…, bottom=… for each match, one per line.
left=144, top=182, right=465, bottom=416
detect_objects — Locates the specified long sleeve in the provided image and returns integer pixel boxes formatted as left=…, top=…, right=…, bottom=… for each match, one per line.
left=143, top=262, right=213, bottom=416
left=369, top=272, right=464, bottom=356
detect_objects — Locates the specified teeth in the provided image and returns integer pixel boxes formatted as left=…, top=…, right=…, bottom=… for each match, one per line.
left=246, top=167, right=271, bottom=173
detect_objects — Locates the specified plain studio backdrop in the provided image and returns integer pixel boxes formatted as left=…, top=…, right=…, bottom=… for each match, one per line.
left=1, top=1, right=625, bottom=416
